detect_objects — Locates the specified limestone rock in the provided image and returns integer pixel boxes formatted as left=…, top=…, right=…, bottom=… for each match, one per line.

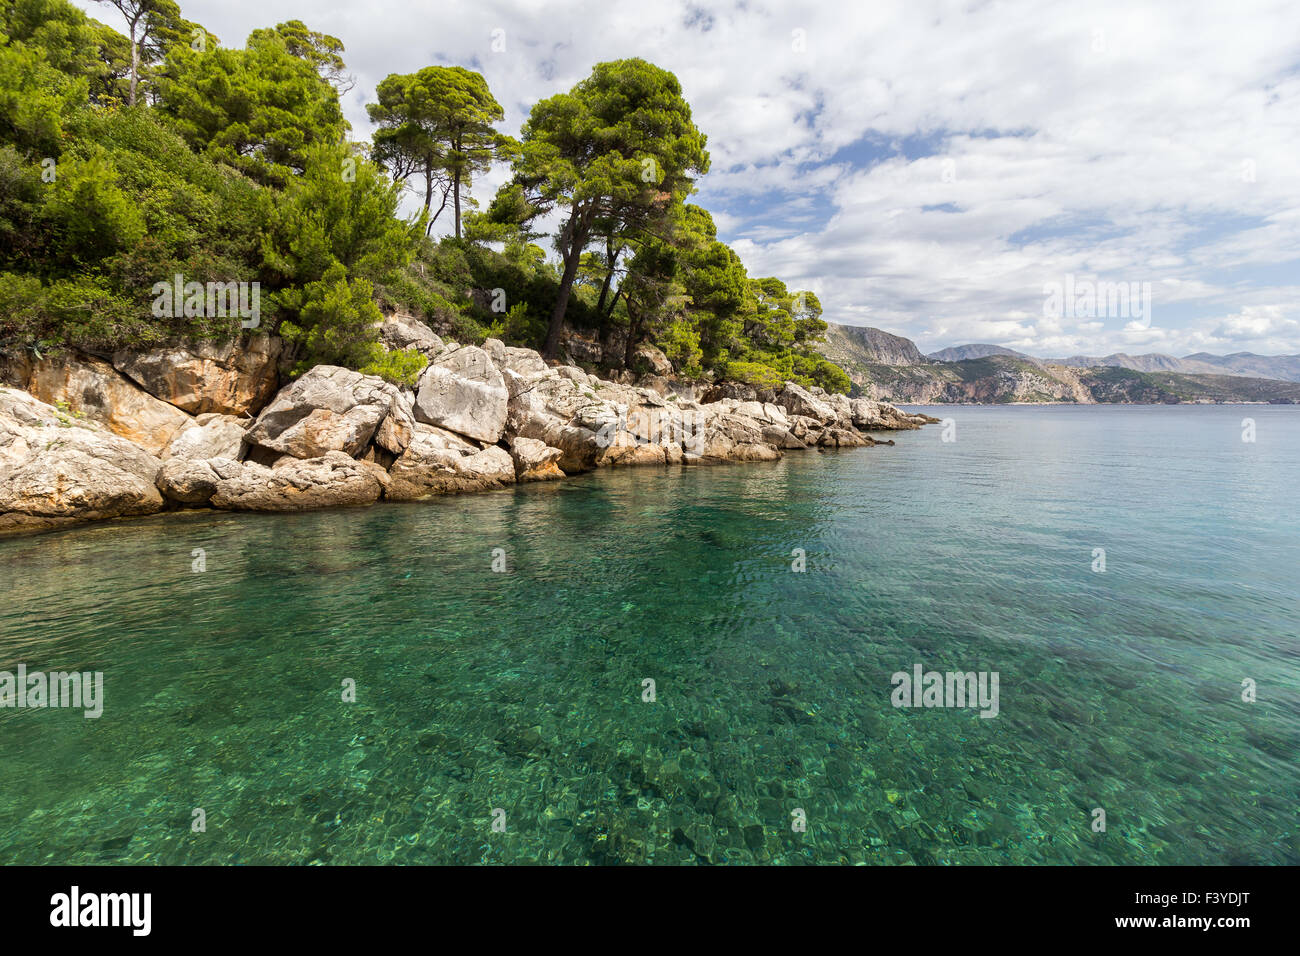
left=386, top=424, right=516, bottom=500
left=0, top=388, right=163, bottom=535
left=0, top=350, right=33, bottom=389
left=373, top=389, right=416, bottom=456
left=246, top=366, right=408, bottom=459
left=26, top=352, right=192, bottom=457
left=773, top=382, right=838, bottom=426
left=502, top=354, right=623, bottom=473
left=208, top=451, right=387, bottom=512
left=162, top=413, right=247, bottom=462
left=632, top=344, right=673, bottom=376
left=700, top=381, right=759, bottom=403
left=157, top=456, right=242, bottom=505
left=849, top=398, right=923, bottom=431
left=508, top=436, right=565, bottom=482
left=112, top=334, right=282, bottom=416
left=379, top=313, right=444, bottom=357
left=413, top=346, right=508, bottom=443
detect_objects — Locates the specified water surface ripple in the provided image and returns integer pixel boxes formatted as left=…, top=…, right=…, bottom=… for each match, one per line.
left=1, top=405, right=1296, bottom=864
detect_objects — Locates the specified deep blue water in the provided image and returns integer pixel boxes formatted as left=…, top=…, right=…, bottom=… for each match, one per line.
left=0, top=404, right=1296, bottom=864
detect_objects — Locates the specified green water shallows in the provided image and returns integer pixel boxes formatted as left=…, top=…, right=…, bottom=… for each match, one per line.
left=1, top=405, right=1297, bottom=865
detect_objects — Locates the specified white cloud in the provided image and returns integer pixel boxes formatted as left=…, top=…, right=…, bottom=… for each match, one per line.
left=75, top=0, right=1300, bottom=355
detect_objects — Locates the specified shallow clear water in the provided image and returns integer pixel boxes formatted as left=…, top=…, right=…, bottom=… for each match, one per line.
left=1, top=405, right=1297, bottom=865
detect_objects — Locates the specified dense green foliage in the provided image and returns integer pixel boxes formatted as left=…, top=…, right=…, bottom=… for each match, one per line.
left=0, top=0, right=851, bottom=392
left=368, top=66, right=508, bottom=239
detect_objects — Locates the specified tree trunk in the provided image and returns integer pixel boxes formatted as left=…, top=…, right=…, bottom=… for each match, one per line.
left=128, top=18, right=140, bottom=107
left=624, top=305, right=641, bottom=370
left=544, top=246, right=583, bottom=359
left=452, top=167, right=462, bottom=239
left=602, top=287, right=622, bottom=325
left=595, top=238, right=617, bottom=316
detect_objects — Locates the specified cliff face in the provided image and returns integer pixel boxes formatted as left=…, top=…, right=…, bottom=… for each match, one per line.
left=0, top=318, right=934, bottom=538
left=848, top=357, right=1095, bottom=404
left=822, top=323, right=926, bottom=367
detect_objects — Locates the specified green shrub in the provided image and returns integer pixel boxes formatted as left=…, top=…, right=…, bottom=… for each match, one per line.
left=655, top=316, right=701, bottom=378
left=360, top=347, right=427, bottom=387
left=725, top=360, right=786, bottom=392
left=277, top=263, right=384, bottom=374
left=0, top=270, right=151, bottom=350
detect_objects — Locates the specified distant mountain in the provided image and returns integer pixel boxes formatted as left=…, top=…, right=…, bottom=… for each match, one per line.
left=928, top=345, right=1300, bottom=383
left=1051, top=352, right=1223, bottom=375
left=927, top=344, right=1032, bottom=362
left=822, top=323, right=926, bottom=367
left=817, top=324, right=1300, bottom=404
left=1183, top=352, right=1300, bottom=383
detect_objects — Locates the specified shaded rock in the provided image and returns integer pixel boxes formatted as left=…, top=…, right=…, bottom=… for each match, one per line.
left=560, top=329, right=604, bottom=365
left=508, top=436, right=565, bottom=482
left=246, top=366, right=408, bottom=459
left=162, top=413, right=247, bottom=462
left=112, top=334, right=282, bottom=416
left=413, top=346, right=508, bottom=443
left=387, top=424, right=516, bottom=500
left=209, top=451, right=386, bottom=512
left=372, top=389, right=416, bottom=456
left=156, top=456, right=241, bottom=505
left=0, top=388, right=163, bottom=535
left=0, top=349, right=33, bottom=389
left=632, top=343, right=672, bottom=376
left=700, top=381, right=758, bottom=403
left=787, top=415, right=824, bottom=444
left=27, top=353, right=192, bottom=457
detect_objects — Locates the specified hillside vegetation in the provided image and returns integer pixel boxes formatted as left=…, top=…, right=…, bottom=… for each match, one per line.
left=0, top=0, right=849, bottom=393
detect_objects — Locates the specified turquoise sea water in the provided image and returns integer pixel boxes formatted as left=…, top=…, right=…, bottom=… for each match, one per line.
left=1, top=404, right=1297, bottom=865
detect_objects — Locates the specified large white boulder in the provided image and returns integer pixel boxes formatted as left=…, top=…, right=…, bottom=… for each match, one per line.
left=413, top=345, right=508, bottom=444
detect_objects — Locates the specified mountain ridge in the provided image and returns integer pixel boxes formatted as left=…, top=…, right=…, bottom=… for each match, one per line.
left=821, top=322, right=1300, bottom=404
left=920, top=340, right=1300, bottom=382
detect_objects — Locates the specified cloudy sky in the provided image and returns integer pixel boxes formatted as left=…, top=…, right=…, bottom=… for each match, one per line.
left=78, top=0, right=1300, bottom=357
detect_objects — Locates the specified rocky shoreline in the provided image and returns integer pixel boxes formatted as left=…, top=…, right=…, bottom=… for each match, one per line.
left=0, top=316, right=936, bottom=538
